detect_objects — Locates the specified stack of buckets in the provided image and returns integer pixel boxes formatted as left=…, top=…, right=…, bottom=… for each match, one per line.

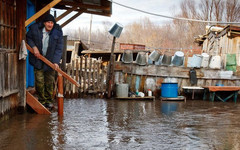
left=161, top=78, right=178, bottom=98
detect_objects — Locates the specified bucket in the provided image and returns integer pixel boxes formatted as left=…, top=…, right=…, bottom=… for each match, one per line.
left=161, top=54, right=172, bottom=65
left=121, top=50, right=133, bottom=63
left=209, top=55, right=221, bottom=69
left=172, top=51, right=184, bottom=66
left=201, top=53, right=209, bottom=68
left=149, top=50, right=160, bottom=61
left=161, top=83, right=178, bottom=98
left=108, top=23, right=123, bottom=38
left=155, top=55, right=163, bottom=65
left=190, top=54, right=203, bottom=68
left=116, top=83, right=129, bottom=97
left=136, top=52, right=147, bottom=65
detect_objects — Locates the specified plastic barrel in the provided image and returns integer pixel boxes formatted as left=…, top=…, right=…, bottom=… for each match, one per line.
left=161, top=83, right=178, bottom=98
left=116, top=83, right=129, bottom=97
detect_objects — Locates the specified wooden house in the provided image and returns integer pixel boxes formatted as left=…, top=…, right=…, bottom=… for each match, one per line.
left=0, top=0, right=112, bottom=116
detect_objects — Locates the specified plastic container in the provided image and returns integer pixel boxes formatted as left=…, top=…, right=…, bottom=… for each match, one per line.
left=201, top=53, right=209, bottom=68
left=148, top=89, right=152, bottom=96
left=116, top=83, right=129, bottom=97
left=209, top=55, right=221, bottom=69
left=161, top=83, right=178, bottom=98
left=190, top=54, right=203, bottom=68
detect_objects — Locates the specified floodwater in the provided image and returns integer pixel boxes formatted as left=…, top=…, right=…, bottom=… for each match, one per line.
left=1, top=99, right=240, bottom=150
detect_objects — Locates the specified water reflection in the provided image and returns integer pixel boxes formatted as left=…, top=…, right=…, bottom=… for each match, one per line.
left=161, top=102, right=178, bottom=115
left=1, top=99, right=240, bottom=149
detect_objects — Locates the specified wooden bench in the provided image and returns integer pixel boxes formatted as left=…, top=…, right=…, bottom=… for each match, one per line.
left=203, top=86, right=240, bottom=102
left=182, top=86, right=204, bottom=99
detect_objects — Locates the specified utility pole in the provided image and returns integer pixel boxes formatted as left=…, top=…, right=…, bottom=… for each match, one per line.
left=88, top=14, right=93, bottom=49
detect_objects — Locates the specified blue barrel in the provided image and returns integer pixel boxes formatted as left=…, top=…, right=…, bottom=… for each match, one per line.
left=161, top=83, right=178, bottom=98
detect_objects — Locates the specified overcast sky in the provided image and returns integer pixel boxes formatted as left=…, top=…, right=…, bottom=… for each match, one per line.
left=56, top=0, right=182, bottom=33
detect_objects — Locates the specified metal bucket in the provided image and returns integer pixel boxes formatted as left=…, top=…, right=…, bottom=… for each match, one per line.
left=172, top=51, right=184, bottom=66
left=209, top=55, right=221, bottom=69
left=116, top=83, right=129, bottom=97
left=121, top=50, right=133, bottom=63
left=161, top=54, right=172, bottom=65
left=136, top=52, right=147, bottom=65
left=109, top=23, right=123, bottom=38
left=149, top=50, right=160, bottom=61
left=155, top=55, right=163, bottom=65
left=201, top=53, right=209, bottom=68
left=190, top=54, right=203, bottom=68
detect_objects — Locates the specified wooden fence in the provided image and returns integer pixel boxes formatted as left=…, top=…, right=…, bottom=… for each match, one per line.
left=64, top=56, right=107, bottom=98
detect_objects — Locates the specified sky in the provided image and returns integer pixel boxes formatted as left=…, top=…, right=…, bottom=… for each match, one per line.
left=55, top=0, right=182, bottom=34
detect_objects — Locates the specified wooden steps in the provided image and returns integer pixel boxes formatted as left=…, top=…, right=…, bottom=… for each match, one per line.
left=26, top=91, right=51, bottom=115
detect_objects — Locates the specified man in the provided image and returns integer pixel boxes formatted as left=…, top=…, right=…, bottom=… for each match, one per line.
left=26, top=14, right=63, bottom=108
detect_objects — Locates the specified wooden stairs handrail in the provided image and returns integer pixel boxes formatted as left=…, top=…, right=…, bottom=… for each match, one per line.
left=26, top=43, right=80, bottom=87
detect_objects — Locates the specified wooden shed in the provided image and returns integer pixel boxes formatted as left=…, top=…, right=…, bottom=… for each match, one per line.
left=195, top=25, right=240, bottom=72
left=0, top=0, right=112, bottom=116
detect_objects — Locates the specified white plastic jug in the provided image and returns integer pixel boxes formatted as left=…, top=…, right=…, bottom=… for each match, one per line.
left=209, top=55, right=221, bottom=69
left=201, top=53, right=209, bottom=68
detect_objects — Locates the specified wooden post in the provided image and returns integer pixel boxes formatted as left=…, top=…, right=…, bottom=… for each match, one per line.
left=57, top=73, right=64, bottom=116
left=107, top=36, right=116, bottom=98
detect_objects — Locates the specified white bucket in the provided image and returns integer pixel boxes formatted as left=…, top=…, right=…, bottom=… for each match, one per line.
left=190, top=54, right=202, bottom=68
left=209, top=55, right=221, bottom=69
left=201, top=53, right=209, bottom=68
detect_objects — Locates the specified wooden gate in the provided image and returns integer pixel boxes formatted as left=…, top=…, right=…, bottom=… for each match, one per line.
left=64, top=56, right=107, bottom=98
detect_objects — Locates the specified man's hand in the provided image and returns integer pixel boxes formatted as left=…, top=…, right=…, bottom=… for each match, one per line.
left=33, top=46, right=40, bottom=58
left=54, top=63, right=59, bottom=70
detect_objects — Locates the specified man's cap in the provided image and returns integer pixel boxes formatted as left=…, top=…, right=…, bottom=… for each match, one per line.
left=43, top=14, right=56, bottom=24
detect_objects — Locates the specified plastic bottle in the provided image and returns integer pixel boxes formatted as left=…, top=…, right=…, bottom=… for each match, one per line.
left=148, top=89, right=152, bottom=97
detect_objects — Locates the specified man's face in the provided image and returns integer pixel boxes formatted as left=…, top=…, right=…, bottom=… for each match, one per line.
left=44, top=21, right=54, bottom=32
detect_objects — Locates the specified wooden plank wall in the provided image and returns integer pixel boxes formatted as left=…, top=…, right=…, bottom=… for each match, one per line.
left=0, top=0, right=21, bottom=115
left=64, top=56, right=106, bottom=98
left=114, top=62, right=240, bottom=98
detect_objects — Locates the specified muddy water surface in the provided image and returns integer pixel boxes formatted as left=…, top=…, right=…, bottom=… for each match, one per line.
left=1, top=99, right=240, bottom=150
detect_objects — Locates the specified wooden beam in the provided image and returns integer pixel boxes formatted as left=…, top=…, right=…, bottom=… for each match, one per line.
left=55, top=6, right=78, bottom=22
left=60, top=11, right=83, bottom=28
left=26, top=43, right=80, bottom=87
left=84, top=10, right=111, bottom=17
left=59, top=1, right=110, bottom=10
left=26, top=91, right=51, bottom=115
left=25, top=0, right=62, bottom=27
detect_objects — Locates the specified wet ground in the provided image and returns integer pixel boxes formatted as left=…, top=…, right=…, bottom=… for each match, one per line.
left=1, top=98, right=240, bottom=150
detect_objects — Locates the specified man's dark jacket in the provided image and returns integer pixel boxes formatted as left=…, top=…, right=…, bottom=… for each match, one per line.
left=26, top=22, right=63, bottom=71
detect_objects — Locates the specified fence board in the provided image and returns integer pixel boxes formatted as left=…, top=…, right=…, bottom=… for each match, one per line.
left=88, top=58, right=92, bottom=91
left=0, top=53, right=3, bottom=97
left=75, top=58, right=79, bottom=97
left=93, top=60, right=96, bottom=92
left=83, top=56, right=87, bottom=94
left=79, top=56, right=83, bottom=93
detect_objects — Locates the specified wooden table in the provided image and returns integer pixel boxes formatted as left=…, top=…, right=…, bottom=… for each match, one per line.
left=203, top=86, right=240, bottom=102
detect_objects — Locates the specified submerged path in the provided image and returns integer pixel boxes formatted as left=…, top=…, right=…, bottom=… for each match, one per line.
left=1, top=99, right=240, bottom=149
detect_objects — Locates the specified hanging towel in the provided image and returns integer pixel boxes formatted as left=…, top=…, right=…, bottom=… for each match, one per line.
left=19, top=40, right=28, bottom=60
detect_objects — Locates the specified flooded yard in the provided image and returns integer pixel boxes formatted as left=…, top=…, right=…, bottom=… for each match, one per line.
left=1, top=99, right=240, bottom=150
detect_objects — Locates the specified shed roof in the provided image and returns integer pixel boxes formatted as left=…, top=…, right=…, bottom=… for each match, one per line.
left=53, top=0, right=111, bottom=16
